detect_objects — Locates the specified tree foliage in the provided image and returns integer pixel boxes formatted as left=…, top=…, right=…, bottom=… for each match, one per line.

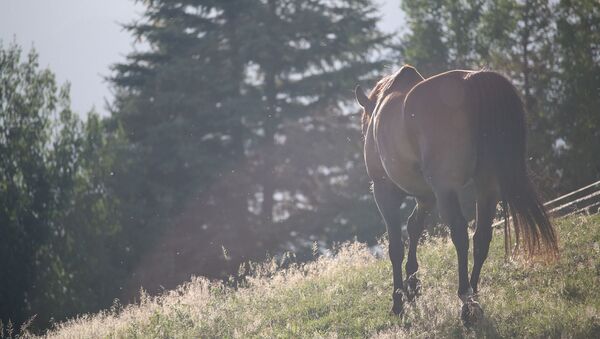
left=2, top=0, right=599, bottom=333
left=109, top=0, right=390, bottom=294
left=397, top=0, right=600, bottom=194
left=0, top=44, right=126, bottom=331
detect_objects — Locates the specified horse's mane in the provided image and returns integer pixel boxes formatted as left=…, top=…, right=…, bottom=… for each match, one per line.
left=361, top=78, right=387, bottom=136
left=368, top=71, right=399, bottom=102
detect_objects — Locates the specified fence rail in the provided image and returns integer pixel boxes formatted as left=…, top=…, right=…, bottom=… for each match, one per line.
left=492, top=179, right=600, bottom=228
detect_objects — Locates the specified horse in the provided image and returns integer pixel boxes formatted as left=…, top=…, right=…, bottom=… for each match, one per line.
left=355, top=65, right=559, bottom=325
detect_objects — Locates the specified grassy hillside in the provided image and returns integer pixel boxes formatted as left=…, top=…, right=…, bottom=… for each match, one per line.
left=43, top=214, right=600, bottom=338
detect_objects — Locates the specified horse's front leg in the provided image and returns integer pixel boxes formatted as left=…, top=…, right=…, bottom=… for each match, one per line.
left=372, top=179, right=407, bottom=315
left=405, top=197, right=434, bottom=301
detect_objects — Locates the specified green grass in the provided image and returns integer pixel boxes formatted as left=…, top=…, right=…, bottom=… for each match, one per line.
left=43, top=214, right=600, bottom=338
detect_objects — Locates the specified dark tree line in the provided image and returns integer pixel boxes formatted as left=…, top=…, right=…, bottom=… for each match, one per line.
left=399, top=0, right=600, bottom=193
left=0, top=44, right=126, bottom=331
left=1, top=0, right=598, bottom=333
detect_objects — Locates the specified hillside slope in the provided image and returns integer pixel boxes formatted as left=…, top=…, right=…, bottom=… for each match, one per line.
left=44, top=215, right=600, bottom=338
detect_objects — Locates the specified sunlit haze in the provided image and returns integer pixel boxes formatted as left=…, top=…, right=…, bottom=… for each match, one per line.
left=0, top=0, right=404, bottom=116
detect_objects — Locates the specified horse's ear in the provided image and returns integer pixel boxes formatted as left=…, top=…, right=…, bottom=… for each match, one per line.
left=355, top=85, right=371, bottom=109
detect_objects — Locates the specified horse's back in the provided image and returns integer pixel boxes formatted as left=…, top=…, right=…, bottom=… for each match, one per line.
left=404, top=70, right=478, bottom=190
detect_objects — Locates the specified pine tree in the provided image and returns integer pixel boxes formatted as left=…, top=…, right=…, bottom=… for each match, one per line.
left=110, top=0, right=389, bottom=292
left=238, top=0, right=388, bottom=236
left=109, top=1, right=253, bottom=284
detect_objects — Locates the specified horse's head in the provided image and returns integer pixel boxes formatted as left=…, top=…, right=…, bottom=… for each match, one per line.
left=355, top=65, right=424, bottom=136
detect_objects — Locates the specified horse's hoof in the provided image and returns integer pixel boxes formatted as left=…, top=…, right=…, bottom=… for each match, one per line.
left=460, top=300, right=483, bottom=327
left=390, top=304, right=404, bottom=316
left=405, top=275, right=422, bottom=301
left=391, top=289, right=404, bottom=316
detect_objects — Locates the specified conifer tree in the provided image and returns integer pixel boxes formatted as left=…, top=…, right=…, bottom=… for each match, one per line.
left=110, top=0, right=389, bottom=291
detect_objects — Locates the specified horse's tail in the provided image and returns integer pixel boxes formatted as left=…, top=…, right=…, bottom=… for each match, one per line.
left=466, top=71, right=559, bottom=259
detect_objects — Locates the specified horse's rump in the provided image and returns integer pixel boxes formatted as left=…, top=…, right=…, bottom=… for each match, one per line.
left=403, top=70, right=478, bottom=188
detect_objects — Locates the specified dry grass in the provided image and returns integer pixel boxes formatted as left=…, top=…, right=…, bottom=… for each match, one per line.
left=37, top=214, right=600, bottom=338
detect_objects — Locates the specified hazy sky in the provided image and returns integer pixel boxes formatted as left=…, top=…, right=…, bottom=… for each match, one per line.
left=0, top=0, right=404, bottom=116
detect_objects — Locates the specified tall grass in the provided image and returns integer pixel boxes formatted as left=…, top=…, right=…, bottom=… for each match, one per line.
left=40, top=214, right=600, bottom=338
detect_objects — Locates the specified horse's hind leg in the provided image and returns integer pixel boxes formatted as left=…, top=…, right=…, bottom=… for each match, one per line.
left=434, top=188, right=483, bottom=326
left=372, top=179, right=408, bottom=315
left=405, top=197, right=434, bottom=300
left=470, top=178, right=499, bottom=294
left=433, top=189, right=472, bottom=299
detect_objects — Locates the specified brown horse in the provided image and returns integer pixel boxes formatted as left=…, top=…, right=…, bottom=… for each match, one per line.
left=355, top=65, right=558, bottom=325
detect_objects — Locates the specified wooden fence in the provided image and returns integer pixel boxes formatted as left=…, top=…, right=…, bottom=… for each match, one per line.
left=492, top=179, right=600, bottom=228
